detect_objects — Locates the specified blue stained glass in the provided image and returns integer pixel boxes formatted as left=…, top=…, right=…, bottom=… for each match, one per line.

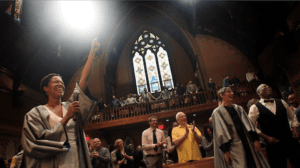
left=157, top=47, right=174, bottom=90
left=133, top=31, right=173, bottom=94
left=145, top=50, right=161, bottom=93
left=14, top=0, right=23, bottom=23
left=133, top=53, right=148, bottom=95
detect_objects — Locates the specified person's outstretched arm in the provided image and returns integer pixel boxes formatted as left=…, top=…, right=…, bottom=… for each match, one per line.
left=78, top=39, right=100, bottom=92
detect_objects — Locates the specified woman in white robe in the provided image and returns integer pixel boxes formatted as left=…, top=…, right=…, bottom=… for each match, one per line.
left=21, top=39, right=100, bottom=168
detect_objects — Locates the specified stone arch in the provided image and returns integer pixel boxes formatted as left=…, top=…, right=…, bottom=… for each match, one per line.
left=105, top=4, right=196, bottom=102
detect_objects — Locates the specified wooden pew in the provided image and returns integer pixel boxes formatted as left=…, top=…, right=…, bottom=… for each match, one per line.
left=163, top=148, right=292, bottom=168
left=163, top=157, right=214, bottom=168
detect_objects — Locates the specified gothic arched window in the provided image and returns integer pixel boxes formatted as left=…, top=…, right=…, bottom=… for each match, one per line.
left=5, top=0, right=22, bottom=22
left=14, top=0, right=23, bottom=22
left=132, top=30, right=174, bottom=95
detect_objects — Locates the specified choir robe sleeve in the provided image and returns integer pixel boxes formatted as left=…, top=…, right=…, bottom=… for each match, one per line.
left=21, top=106, right=70, bottom=159
left=212, top=108, right=233, bottom=152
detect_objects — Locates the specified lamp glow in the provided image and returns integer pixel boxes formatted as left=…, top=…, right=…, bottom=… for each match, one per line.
left=60, top=1, right=95, bottom=31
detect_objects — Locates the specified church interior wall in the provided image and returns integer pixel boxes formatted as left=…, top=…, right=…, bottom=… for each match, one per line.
left=195, top=34, right=255, bottom=87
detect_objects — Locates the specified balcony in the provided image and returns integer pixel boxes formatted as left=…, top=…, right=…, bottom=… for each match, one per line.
left=85, top=82, right=261, bottom=131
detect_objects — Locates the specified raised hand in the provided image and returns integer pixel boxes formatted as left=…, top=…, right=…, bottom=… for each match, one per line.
left=66, top=101, right=80, bottom=120
left=91, top=38, right=100, bottom=53
left=253, top=140, right=262, bottom=152
left=185, top=122, right=189, bottom=134
left=92, top=151, right=99, bottom=158
left=190, top=120, right=195, bottom=133
left=155, top=142, right=162, bottom=147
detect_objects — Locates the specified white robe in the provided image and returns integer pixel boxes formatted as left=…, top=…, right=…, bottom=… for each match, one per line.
left=21, top=83, right=98, bottom=168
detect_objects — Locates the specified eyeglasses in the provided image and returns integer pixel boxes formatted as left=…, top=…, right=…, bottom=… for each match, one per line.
left=150, top=120, right=157, bottom=122
left=225, top=91, right=233, bottom=93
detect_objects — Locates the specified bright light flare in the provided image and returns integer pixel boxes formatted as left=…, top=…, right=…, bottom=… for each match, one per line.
left=59, top=1, right=95, bottom=31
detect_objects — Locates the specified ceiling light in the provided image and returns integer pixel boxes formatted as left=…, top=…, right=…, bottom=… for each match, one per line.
left=59, top=1, right=96, bottom=31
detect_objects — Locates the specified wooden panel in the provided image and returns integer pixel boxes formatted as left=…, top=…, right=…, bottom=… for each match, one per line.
left=163, top=157, right=214, bottom=168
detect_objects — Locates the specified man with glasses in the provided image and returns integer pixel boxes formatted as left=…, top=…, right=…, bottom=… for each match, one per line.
left=142, top=116, right=166, bottom=168
left=172, top=112, right=202, bottom=163
left=249, top=84, right=300, bottom=168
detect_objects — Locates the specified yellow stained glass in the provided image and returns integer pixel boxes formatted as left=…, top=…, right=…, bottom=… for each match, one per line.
left=150, top=33, right=155, bottom=38
left=133, top=30, right=173, bottom=94
left=145, top=44, right=152, bottom=49
left=138, top=35, right=143, bottom=42
left=14, top=0, right=23, bottom=22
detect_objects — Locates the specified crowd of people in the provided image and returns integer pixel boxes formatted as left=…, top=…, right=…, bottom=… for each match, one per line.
left=106, top=82, right=200, bottom=109
left=100, top=70, right=260, bottom=113
left=82, top=85, right=300, bottom=168
left=2, top=39, right=300, bottom=168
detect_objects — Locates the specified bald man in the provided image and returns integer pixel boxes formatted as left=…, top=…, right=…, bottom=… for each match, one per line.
left=248, top=84, right=300, bottom=168
left=90, top=138, right=111, bottom=168
left=172, top=112, right=202, bottom=163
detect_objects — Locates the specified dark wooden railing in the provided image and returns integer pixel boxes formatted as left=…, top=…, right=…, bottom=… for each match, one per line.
left=89, top=81, right=261, bottom=124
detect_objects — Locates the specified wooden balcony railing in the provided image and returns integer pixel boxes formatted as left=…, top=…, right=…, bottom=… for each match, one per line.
left=87, top=81, right=261, bottom=128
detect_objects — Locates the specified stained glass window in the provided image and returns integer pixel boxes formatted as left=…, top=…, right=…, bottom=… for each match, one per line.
left=6, top=3, right=13, bottom=15
left=157, top=47, right=174, bottom=89
left=14, top=0, right=23, bottom=23
left=132, top=30, right=174, bottom=94
left=145, top=50, right=161, bottom=93
left=133, top=52, right=148, bottom=95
